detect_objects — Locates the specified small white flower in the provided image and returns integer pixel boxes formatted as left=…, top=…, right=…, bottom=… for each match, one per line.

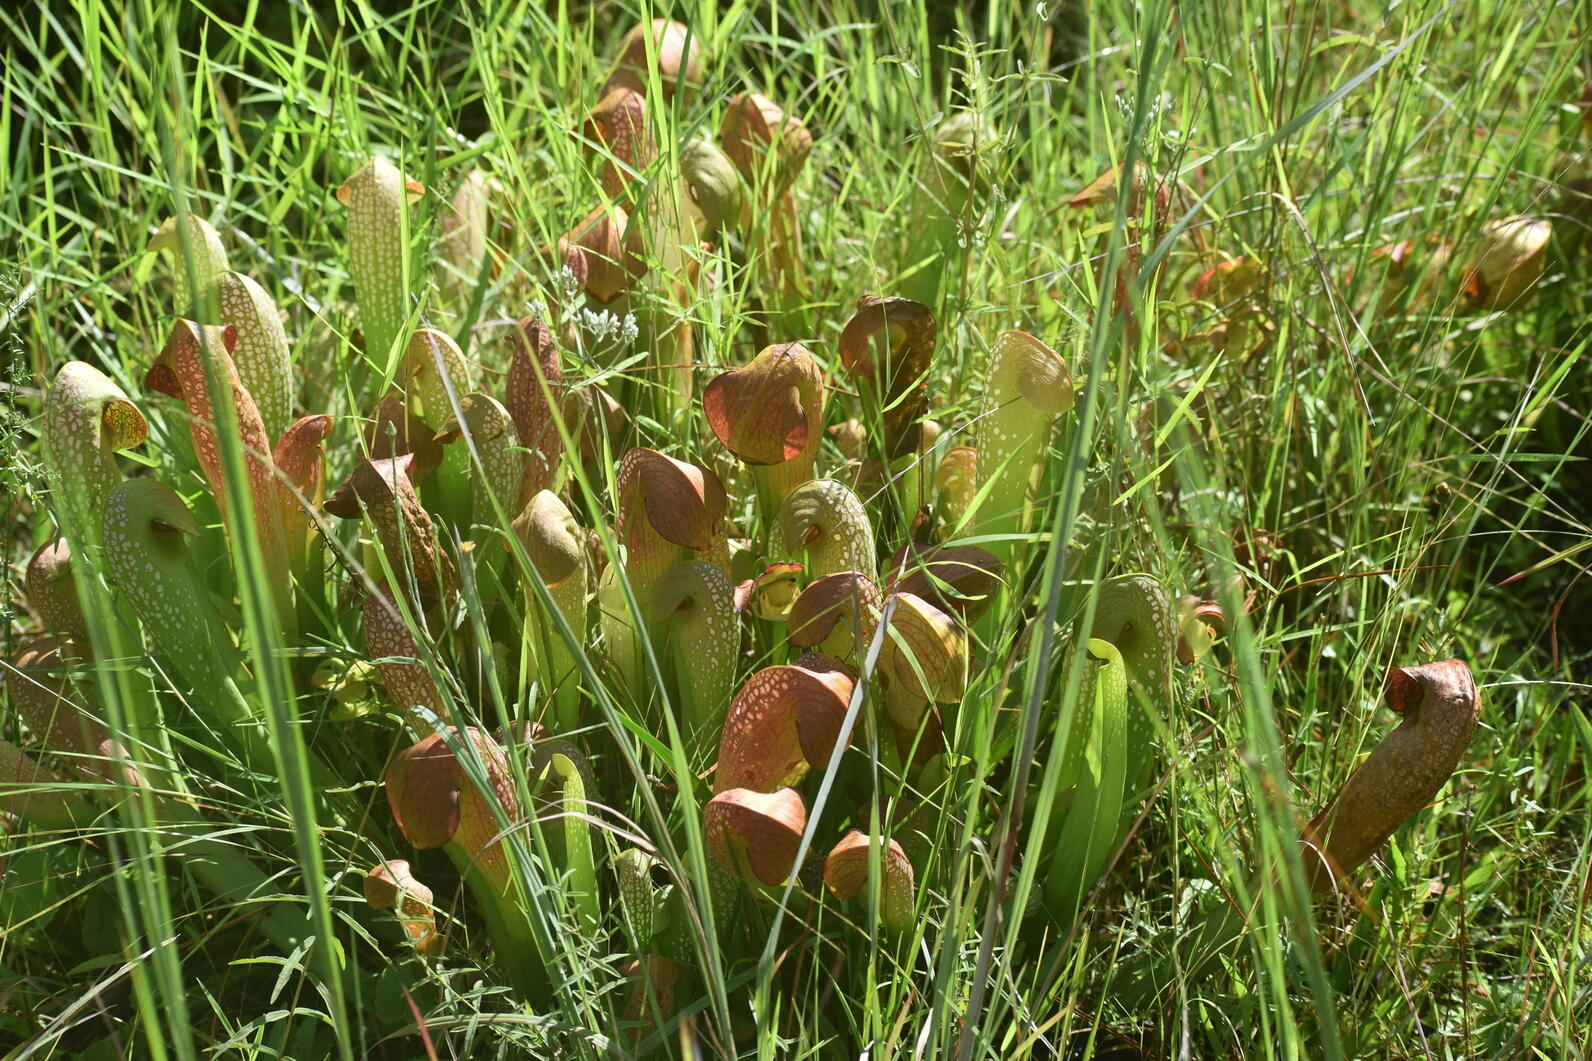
left=558, top=265, right=581, bottom=302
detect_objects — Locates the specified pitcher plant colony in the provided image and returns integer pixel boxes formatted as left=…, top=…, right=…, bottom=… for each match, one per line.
left=10, top=10, right=1558, bottom=1059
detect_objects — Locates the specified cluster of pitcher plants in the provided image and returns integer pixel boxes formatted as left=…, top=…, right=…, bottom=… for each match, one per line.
left=2, top=18, right=1488, bottom=1049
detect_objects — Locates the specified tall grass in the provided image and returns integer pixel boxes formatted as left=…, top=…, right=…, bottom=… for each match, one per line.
left=3, top=0, right=1588, bottom=1057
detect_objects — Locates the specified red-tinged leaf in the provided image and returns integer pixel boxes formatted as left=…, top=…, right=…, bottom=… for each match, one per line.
left=703, top=342, right=823, bottom=466
left=503, top=317, right=565, bottom=502
left=386, top=727, right=519, bottom=892
left=1302, top=660, right=1481, bottom=892
left=616, top=448, right=728, bottom=604
left=719, top=93, right=812, bottom=192
left=704, top=786, right=806, bottom=886
left=714, top=659, right=854, bottom=793
left=364, top=394, right=444, bottom=485
left=1461, top=216, right=1551, bottom=311
left=838, top=296, right=936, bottom=459
left=822, top=829, right=916, bottom=933
left=618, top=448, right=726, bottom=553
left=364, top=859, right=443, bottom=955
left=273, top=414, right=333, bottom=558
left=327, top=455, right=453, bottom=611
left=147, top=319, right=291, bottom=605
left=25, top=538, right=88, bottom=645
left=583, top=87, right=653, bottom=202
left=603, top=19, right=704, bottom=99
left=363, top=587, right=444, bottom=731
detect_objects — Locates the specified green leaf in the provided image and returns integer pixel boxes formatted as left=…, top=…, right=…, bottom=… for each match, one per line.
left=338, top=157, right=422, bottom=379
left=1042, top=638, right=1127, bottom=925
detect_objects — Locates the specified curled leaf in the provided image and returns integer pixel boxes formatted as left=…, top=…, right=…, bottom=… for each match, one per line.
left=617, top=448, right=728, bottom=602
left=149, top=213, right=230, bottom=317
left=6, top=636, right=143, bottom=789
left=0, top=739, right=91, bottom=828
left=775, top=479, right=875, bottom=581
left=314, top=657, right=380, bottom=716
left=704, top=342, right=822, bottom=466
left=1066, top=161, right=1170, bottom=222
left=364, top=859, right=443, bottom=956
left=563, top=384, right=629, bottom=466
left=147, top=319, right=292, bottom=606
left=707, top=342, right=822, bottom=509
left=530, top=744, right=602, bottom=933
left=902, top=110, right=995, bottom=306
left=1088, top=574, right=1176, bottom=790
left=399, top=328, right=471, bottom=428
left=1357, top=234, right=1453, bottom=308
left=893, top=708, right=948, bottom=781
left=929, top=110, right=995, bottom=186
left=1175, top=596, right=1225, bottom=664
left=513, top=491, right=589, bottom=729
left=987, top=330, right=1074, bottom=417
left=735, top=562, right=804, bottom=621
left=880, top=592, right=967, bottom=722
left=886, top=542, right=1004, bottom=622
left=326, top=454, right=453, bottom=611
left=682, top=138, right=743, bottom=231
left=719, top=93, right=810, bottom=306
left=618, top=449, right=728, bottom=550
left=598, top=560, right=643, bottom=700
left=513, top=490, right=586, bottom=589
left=786, top=572, right=881, bottom=661
left=822, top=829, right=915, bottom=933
left=273, top=414, right=333, bottom=567
left=622, top=955, right=689, bottom=1026
left=619, top=190, right=704, bottom=414
left=436, top=390, right=522, bottom=525
left=1462, top=216, right=1551, bottom=311
left=583, top=87, right=653, bottom=202
left=1301, top=660, right=1481, bottom=892
left=838, top=296, right=936, bottom=458
left=704, top=786, right=807, bottom=886
left=1040, top=636, right=1129, bottom=923
left=1089, top=574, right=1175, bottom=703
left=934, top=445, right=978, bottom=534
left=386, top=727, right=518, bottom=889
left=102, top=479, right=236, bottom=698
left=437, top=168, right=503, bottom=317
left=829, top=419, right=867, bottom=461
left=557, top=206, right=632, bottom=305
left=615, top=847, right=668, bottom=952
left=650, top=560, right=739, bottom=737
left=714, top=658, right=854, bottom=793
left=1191, top=257, right=1262, bottom=304
left=720, top=93, right=812, bottom=194
left=41, top=361, right=147, bottom=555
left=363, top=394, right=444, bottom=485
left=103, top=483, right=274, bottom=770
left=976, top=330, right=1073, bottom=542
